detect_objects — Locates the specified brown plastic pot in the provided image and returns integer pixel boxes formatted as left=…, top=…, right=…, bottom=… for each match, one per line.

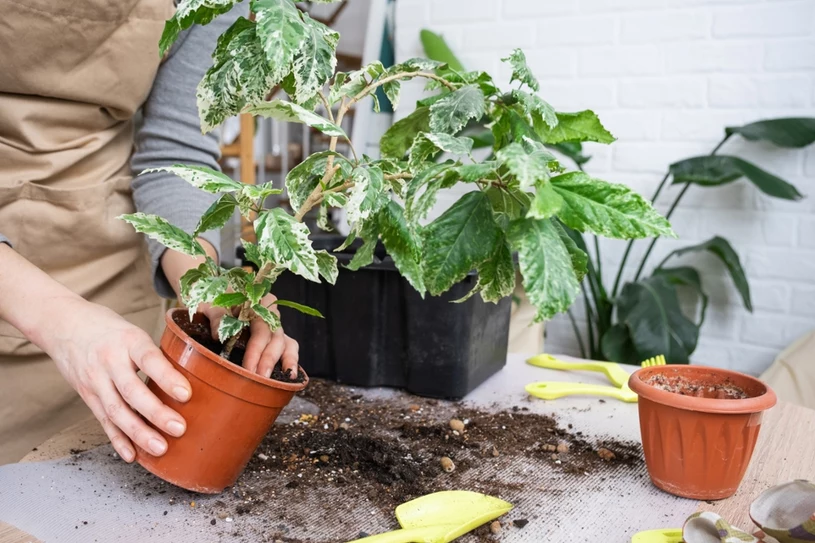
left=628, top=365, right=776, bottom=501
left=134, top=309, right=308, bottom=494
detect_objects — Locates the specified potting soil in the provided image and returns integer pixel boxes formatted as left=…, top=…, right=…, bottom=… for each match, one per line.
left=0, top=355, right=702, bottom=542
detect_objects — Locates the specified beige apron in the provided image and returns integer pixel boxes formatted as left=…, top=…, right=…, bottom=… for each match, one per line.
left=760, top=330, right=815, bottom=410
left=0, top=0, right=173, bottom=463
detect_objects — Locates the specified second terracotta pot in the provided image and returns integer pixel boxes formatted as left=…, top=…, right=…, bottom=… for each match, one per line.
left=629, top=365, right=777, bottom=500
left=134, top=309, right=309, bottom=494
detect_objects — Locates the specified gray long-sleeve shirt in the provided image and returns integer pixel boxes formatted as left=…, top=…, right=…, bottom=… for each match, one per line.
left=1, top=8, right=244, bottom=298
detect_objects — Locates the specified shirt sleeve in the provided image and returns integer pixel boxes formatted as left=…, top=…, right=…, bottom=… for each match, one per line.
left=130, top=6, right=246, bottom=298
left=0, top=234, right=10, bottom=247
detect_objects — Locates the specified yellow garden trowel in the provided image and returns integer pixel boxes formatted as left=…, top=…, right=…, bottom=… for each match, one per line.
left=347, top=491, right=513, bottom=543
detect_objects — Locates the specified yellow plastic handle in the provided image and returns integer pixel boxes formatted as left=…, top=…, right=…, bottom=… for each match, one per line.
left=631, top=528, right=683, bottom=543
left=525, top=381, right=637, bottom=403
left=346, top=525, right=452, bottom=543
left=527, top=354, right=630, bottom=388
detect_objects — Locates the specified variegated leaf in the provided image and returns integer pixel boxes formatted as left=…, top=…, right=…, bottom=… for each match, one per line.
left=408, top=132, right=474, bottom=171
left=496, top=142, right=554, bottom=190
left=195, top=193, right=238, bottom=236
left=185, top=273, right=229, bottom=319
left=119, top=213, right=206, bottom=257
left=255, top=208, right=320, bottom=282
left=346, top=166, right=387, bottom=226
left=218, top=315, right=249, bottom=343
left=501, top=48, right=539, bottom=92
left=377, top=201, right=425, bottom=295
left=252, top=304, right=282, bottom=330
left=329, top=61, right=385, bottom=103
left=245, top=99, right=346, bottom=137
left=142, top=165, right=242, bottom=193
left=159, top=0, right=242, bottom=57
left=292, top=13, right=339, bottom=104
left=252, top=0, right=307, bottom=84
left=429, top=85, right=486, bottom=135
left=315, top=250, right=339, bottom=284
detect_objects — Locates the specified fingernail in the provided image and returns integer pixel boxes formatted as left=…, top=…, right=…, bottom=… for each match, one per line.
left=173, top=386, right=191, bottom=402
left=121, top=447, right=135, bottom=463
left=149, top=438, right=167, bottom=456
left=167, top=420, right=185, bottom=437
left=264, top=368, right=272, bottom=379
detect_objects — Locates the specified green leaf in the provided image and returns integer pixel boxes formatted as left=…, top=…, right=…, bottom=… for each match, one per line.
left=252, top=0, right=307, bottom=85
left=553, top=221, right=588, bottom=282
left=274, top=299, right=324, bottom=317
left=512, top=89, right=557, bottom=129
left=242, top=182, right=283, bottom=201
left=726, top=117, right=815, bottom=148
left=550, top=172, right=676, bottom=239
left=346, top=165, right=387, bottom=226
left=383, top=80, right=401, bottom=111
left=421, top=191, right=501, bottom=296
left=661, top=236, right=752, bottom=311
left=670, top=156, right=803, bottom=201
left=457, top=239, right=516, bottom=304
left=292, top=13, right=339, bottom=104
left=377, top=201, right=425, bottom=294
left=226, top=266, right=253, bottom=291
left=404, top=161, right=459, bottom=222
left=456, top=161, right=498, bottom=182
left=548, top=142, right=591, bottom=167
left=196, top=17, right=272, bottom=133
left=616, top=275, right=699, bottom=364
left=653, top=266, right=709, bottom=326
left=346, top=237, right=377, bottom=271
left=380, top=107, right=431, bottom=159
left=534, top=110, right=615, bottom=145
left=252, top=305, right=282, bottom=331
left=119, top=213, right=205, bottom=257
left=485, top=185, right=531, bottom=229
left=420, top=29, right=466, bottom=73
left=159, top=0, right=241, bottom=57
left=142, top=164, right=242, bottom=193
left=528, top=180, right=564, bottom=220
left=330, top=61, right=385, bottom=103
left=218, top=315, right=250, bottom=343
left=285, top=150, right=346, bottom=211
left=408, top=132, right=474, bottom=171
left=195, top=193, right=238, bottom=236
left=180, top=262, right=210, bottom=317
left=255, top=208, right=320, bottom=282
left=502, top=49, right=539, bottom=92
left=246, top=280, right=271, bottom=305
left=185, top=273, right=229, bottom=319
left=212, top=292, right=249, bottom=308
left=600, top=324, right=640, bottom=366
left=245, top=99, right=347, bottom=138
left=315, top=250, right=339, bottom=284
left=496, top=142, right=554, bottom=190
left=429, top=85, right=487, bottom=135
left=508, top=218, right=581, bottom=321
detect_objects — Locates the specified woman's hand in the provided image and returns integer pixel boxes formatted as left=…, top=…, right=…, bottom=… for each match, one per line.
left=200, top=294, right=300, bottom=378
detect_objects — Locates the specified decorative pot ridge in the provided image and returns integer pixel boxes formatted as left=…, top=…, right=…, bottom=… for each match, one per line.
left=135, top=309, right=308, bottom=494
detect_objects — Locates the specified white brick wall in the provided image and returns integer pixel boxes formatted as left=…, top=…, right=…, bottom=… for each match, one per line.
left=395, top=0, right=815, bottom=375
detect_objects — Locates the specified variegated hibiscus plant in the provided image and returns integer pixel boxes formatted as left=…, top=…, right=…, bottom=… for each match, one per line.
left=121, top=0, right=676, bottom=360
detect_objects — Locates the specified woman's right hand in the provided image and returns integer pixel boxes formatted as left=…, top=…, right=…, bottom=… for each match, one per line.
left=43, top=298, right=192, bottom=462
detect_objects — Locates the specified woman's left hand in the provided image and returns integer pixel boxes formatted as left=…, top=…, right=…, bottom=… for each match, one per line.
left=200, top=294, right=300, bottom=378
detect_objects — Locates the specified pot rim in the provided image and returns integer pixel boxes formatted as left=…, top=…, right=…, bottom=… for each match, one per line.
left=164, top=308, right=308, bottom=393
left=628, top=365, right=777, bottom=414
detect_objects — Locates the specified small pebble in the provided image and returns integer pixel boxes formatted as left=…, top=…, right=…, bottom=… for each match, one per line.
left=409, top=404, right=420, bottom=412
left=543, top=444, right=556, bottom=452
left=217, top=511, right=229, bottom=520
left=257, top=453, right=269, bottom=461
left=210, top=519, right=216, bottom=526
left=597, top=448, right=616, bottom=461
left=449, top=419, right=465, bottom=433
left=513, top=519, right=529, bottom=529
left=190, top=501, right=196, bottom=508
left=225, top=517, right=233, bottom=523
left=556, top=442, right=570, bottom=453
left=320, top=455, right=330, bottom=463
left=490, top=521, right=501, bottom=535
left=440, top=457, right=455, bottom=473
left=492, top=447, right=499, bottom=458
left=339, top=422, right=350, bottom=430
left=550, top=454, right=559, bottom=461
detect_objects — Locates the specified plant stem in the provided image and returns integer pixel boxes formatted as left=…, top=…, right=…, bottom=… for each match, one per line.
left=295, top=164, right=342, bottom=221
left=581, top=283, right=596, bottom=358
left=318, top=92, right=335, bottom=123
left=593, top=236, right=602, bottom=285
left=222, top=261, right=274, bottom=359
left=631, top=133, right=731, bottom=283
left=567, top=309, right=588, bottom=359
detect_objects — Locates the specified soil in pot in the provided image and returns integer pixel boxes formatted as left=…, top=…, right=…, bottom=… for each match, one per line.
left=644, top=373, right=748, bottom=399
left=171, top=311, right=305, bottom=383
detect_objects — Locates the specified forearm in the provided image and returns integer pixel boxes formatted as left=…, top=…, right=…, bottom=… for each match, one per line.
left=0, top=244, right=84, bottom=352
left=160, top=238, right=219, bottom=298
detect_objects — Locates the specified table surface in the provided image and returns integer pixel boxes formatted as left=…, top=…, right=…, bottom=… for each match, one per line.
left=2, top=359, right=814, bottom=542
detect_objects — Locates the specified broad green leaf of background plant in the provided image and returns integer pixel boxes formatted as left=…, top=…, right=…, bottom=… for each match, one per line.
left=246, top=99, right=347, bottom=137
left=551, top=172, right=676, bottom=239
left=291, top=13, right=339, bottom=104
left=512, top=90, right=557, bottom=129
left=377, top=201, right=425, bottom=295
left=195, top=193, right=238, bottom=236
left=274, top=300, right=324, bottom=317
left=429, top=85, right=486, bottom=135
left=315, top=250, right=339, bottom=284
left=255, top=208, right=320, bottom=282
left=197, top=17, right=273, bottom=133
left=159, top=0, right=241, bottom=57
left=508, top=218, right=581, bottom=321
left=285, top=150, right=347, bottom=210
left=616, top=275, right=699, bottom=364
left=143, top=165, right=242, bottom=193
left=347, top=166, right=387, bottom=226
left=119, top=213, right=206, bottom=257
left=408, top=132, right=473, bottom=171
left=670, top=156, right=803, bottom=201
left=218, top=315, right=250, bottom=343
left=535, top=111, right=615, bottom=145
left=726, top=118, right=815, bottom=148
left=496, top=142, right=554, bottom=190
left=380, top=107, right=431, bottom=159
left=420, top=29, right=466, bottom=73
left=549, top=142, right=591, bottom=166
left=502, top=49, right=539, bottom=92
left=253, top=0, right=308, bottom=85
left=653, top=266, right=709, bottom=327
left=421, top=191, right=501, bottom=296
left=600, top=324, right=640, bottom=366
left=661, top=236, right=752, bottom=311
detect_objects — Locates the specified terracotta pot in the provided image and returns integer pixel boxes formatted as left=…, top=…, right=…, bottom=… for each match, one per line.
left=134, top=309, right=308, bottom=494
left=628, top=365, right=776, bottom=500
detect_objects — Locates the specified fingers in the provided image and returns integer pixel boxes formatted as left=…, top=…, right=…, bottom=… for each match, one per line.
left=91, top=368, right=170, bottom=457
left=257, top=328, right=286, bottom=379
left=129, top=334, right=191, bottom=403
left=82, top=392, right=136, bottom=463
left=110, top=367, right=186, bottom=439
left=243, top=318, right=271, bottom=374
left=279, top=336, right=300, bottom=377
